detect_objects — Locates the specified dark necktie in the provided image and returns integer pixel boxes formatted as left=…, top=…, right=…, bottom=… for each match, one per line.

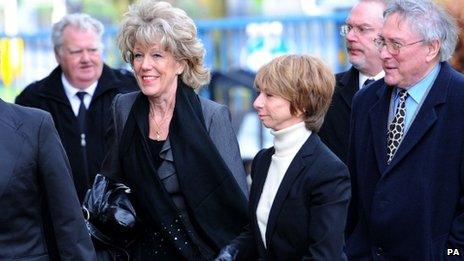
left=362, top=78, right=375, bottom=88
left=76, top=91, right=90, bottom=185
left=76, top=91, right=87, bottom=144
left=386, top=89, right=408, bottom=164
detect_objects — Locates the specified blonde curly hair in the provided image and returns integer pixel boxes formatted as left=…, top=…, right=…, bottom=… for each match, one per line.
left=117, top=0, right=210, bottom=89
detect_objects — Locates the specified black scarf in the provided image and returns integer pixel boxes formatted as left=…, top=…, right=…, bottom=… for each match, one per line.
left=118, top=82, right=248, bottom=259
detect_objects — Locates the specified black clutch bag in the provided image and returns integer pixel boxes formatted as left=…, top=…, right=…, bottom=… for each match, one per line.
left=82, top=174, right=140, bottom=249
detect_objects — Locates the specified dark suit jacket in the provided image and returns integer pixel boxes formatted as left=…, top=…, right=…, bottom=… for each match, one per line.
left=346, top=62, right=464, bottom=260
left=234, top=134, right=350, bottom=260
left=0, top=99, right=96, bottom=260
left=15, top=65, right=138, bottom=202
left=319, top=67, right=359, bottom=164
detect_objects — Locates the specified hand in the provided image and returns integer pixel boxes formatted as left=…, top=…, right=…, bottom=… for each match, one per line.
left=214, top=245, right=238, bottom=261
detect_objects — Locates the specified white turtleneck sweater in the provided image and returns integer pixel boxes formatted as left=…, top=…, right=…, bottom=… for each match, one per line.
left=256, top=121, right=311, bottom=247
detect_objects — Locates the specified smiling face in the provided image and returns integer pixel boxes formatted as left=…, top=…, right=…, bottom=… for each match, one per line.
left=56, top=25, right=103, bottom=89
left=380, top=13, right=440, bottom=88
left=253, top=87, right=303, bottom=131
left=345, top=1, right=385, bottom=76
left=131, top=42, right=184, bottom=99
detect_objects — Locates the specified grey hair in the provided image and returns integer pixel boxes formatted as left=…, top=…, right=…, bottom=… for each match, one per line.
left=117, top=0, right=210, bottom=89
left=384, top=0, right=458, bottom=61
left=51, top=13, right=104, bottom=55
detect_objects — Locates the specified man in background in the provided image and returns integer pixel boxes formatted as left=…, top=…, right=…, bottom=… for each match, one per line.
left=16, top=13, right=138, bottom=202
left=319, top=0, right=386, bottom=163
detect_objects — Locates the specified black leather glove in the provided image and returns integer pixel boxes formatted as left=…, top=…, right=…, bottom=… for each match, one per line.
left=215, top=244, right=239, bottom=261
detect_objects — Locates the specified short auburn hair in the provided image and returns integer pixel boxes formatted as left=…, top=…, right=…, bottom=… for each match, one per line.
left=254, top=54, right=335, bottom=132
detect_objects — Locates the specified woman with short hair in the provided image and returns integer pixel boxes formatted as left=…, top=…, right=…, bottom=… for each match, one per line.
left=218, top=55, right=351, bottom=260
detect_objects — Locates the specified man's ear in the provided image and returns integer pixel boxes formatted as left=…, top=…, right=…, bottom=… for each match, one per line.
left=425, top=39, right=441, bottom=63
left=54, top=50, right=62, bottom=64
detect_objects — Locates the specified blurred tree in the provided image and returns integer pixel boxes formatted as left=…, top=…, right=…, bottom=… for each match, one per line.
left=65, top=0, right=82, bottom=13
left=66, top=0, right=135, bottom=22
left=170, top=0, right=225, bottom=19
left=63, top=0, right=224, bottom=22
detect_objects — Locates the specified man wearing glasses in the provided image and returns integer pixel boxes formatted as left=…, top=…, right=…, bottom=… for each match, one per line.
left=319, top=0, right=385, bottom=164
left=346, top=0, right=464, bottom=259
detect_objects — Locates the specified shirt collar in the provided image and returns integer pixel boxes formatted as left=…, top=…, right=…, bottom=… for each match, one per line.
left=394, top=63, right=440, bottom=103
left=61, top=73, right=98, bottom=99
left=359, top=70, right=385, bottom=89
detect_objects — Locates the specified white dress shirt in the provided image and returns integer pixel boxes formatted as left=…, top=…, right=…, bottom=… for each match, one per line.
left=61, top=74, right=98, bottom=116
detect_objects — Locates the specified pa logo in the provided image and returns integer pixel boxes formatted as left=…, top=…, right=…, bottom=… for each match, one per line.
left=447, top=248, right=461, bottom=256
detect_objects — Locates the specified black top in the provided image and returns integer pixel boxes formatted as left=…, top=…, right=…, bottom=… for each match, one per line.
left=147, top=138, right=165, bottom=170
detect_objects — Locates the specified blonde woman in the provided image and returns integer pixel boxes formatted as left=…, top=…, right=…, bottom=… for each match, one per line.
left=99, top=1, right=248, bottom=259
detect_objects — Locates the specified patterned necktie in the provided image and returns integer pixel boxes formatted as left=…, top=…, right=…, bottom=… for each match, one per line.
left=386, top=89, right=408, bottom=164
left=362, top=78, right=375, bottom=88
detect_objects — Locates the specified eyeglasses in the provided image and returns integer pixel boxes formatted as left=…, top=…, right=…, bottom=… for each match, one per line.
left=373, top=37, right=425, bottom=55
left=340, top=24, right=374, bottom=37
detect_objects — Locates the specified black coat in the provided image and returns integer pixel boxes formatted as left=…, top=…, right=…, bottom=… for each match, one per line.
left=15, top=65, right=138, bottom=202
left=319, top=67, right=359, bottom=164
left=0, top=99, right=96, bottom=260
left=233, top=134, right=350, bottom=260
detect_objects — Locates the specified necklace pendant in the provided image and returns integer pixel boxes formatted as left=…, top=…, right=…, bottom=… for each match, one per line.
left=156, top=131, right=161, bottom=140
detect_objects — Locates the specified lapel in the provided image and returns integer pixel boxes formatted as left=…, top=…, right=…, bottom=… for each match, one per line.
left=38, top=66, right=72, bottom=106
left=368, top=81, right=392, bottom=173
left=383, top=63, right=449, bottom=173
left=0, top=100, right=25, bottom=199
left=36, top=67, right=79, bottom=135
left=338, top=67, right=359, bottom=109
left=249, top=149, right=273, bottom=254
left=264, top=134, right=318, bottom=248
